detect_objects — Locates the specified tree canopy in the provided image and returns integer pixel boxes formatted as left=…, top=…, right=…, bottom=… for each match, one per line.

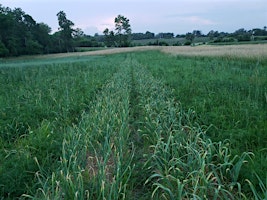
left=103, top=14, right=132, bottom=47
left=57, top=11, right=75, bottom=52
left=0, top=5, right=77, bottom=57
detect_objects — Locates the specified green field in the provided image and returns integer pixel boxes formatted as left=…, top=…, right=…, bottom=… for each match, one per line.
left=0, top=48, right=266, bottom=199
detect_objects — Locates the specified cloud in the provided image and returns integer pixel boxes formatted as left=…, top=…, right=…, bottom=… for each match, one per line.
left=97, top=17, right=116, bottom=32
left=2, top=0, right=265, bottom=35
left=185, top=16, right=217, bottom=25
left=83, top=26, right=99, bottom=35
left=75, top=16, right=115, bottom=35
left=170, top=15, right=217, bottom=26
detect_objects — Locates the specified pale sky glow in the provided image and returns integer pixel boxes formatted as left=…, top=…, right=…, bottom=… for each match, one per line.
left=1, top=0, right=267, bottom=35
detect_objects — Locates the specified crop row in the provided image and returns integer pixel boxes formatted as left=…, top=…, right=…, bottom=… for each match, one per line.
left=134, top=51, right=267, bottom=197
left=25, top=57, right=134, bottom=199
left=24, top=56, right=266, bottom=199
left=0, top=57, right=118, bottom=198
left=1, top=53, right=265, bottom=199
left=130, top=57, right=260, bottom=199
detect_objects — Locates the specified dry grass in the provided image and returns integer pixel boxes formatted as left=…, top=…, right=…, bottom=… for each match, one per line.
left=161, top=44, right=267, bottom=58
left=72, top=44, right=267, bottom=58
left=17, top=43, right=267, bottom=60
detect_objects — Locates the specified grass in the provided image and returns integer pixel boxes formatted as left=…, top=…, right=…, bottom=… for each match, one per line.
left=161, top=44, right=267, bottom=58
left=135, top=51, right=267, bottom=197
left=0, top=55, right=102, bottom=68
left=0, top=46, right=266, bottom=199
left=127, top=58, right=253, bottom=199
left=0, top=55, right=119, bottom=198
left=2, top=44, right=265, bottom=60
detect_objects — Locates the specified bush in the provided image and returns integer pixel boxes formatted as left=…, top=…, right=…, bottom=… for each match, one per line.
left=184, top=41, right=191, bottom=45
left=147, top=40, right=169, bottom=46
left=222, top=37, right=236, bottom=42
left=254, top=36, right=267, bottom=41
left=173, top=41, right=182, bottom=46
left=236, top=34, right=251, bottom=42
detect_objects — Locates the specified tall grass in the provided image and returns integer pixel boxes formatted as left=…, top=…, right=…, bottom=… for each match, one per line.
left=129, top=57, right=252, bottom=199
left=0, top=56, right=117, bottom=142
left=26, top=55, right=135, bottom=199
left=0, top=56, right=118, bottom=198
left=135, top=51, right=267, bottom=197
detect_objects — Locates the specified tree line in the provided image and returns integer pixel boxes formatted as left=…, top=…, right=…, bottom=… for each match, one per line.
left=0, top=5, right=81, bottom=57
left=0, top=4, right=133, bottom=57
left=1, top=4, right=267, bottom=57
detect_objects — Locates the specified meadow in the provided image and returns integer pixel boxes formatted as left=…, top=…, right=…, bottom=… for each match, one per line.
left=0, top=45, right=266, bottom=199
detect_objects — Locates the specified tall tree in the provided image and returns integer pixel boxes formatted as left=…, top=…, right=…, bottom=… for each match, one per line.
left=207, top=30, right=215, bottom=41
left=56, top=11, right=74, bottom=52
left=114, top=15, right=131, bottom=47
left=103, top=28, right=115, bottom=47
left=193, top=30, right=202, bottom=37
left=0, top=5, right=12, bottom=56
left=34, top=22, right=52, bottom=53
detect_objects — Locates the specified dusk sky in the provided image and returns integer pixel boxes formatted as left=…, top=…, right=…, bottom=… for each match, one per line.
left=1, top=0, right=267, bottom=35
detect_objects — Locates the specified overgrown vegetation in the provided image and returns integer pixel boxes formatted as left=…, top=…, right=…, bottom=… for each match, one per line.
left=0, top=55, right=119, bottom=198
left=0, top=50, right=266, bottom=199
left=135, top=51, right=267, bottom=197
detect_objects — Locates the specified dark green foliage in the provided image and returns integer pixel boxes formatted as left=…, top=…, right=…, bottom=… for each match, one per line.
left=155, top=32, right=174, bottom=39
left=103, top=28, right=116, bottom=47
left=56, top=11, right=75, bottom=52
left=103, top=15, right=132, bottom=47
left=183, top=41, right=192, bottom=45
left=0, top=41, right=9, bottom=56
left=232, top=28, right=251, bottom=42
left=0, top=5, right=50, bottom=56
left=115, top=15, right=132, bottom=47
left=148, top=40, right=169, bottom=46
left=0, top=121, right=61, bottom=198
left=0, top=5, right=78, bottom=57
left=185, top=32, right=195, bottom=43
left=132, top=31, right=155, bottom=40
